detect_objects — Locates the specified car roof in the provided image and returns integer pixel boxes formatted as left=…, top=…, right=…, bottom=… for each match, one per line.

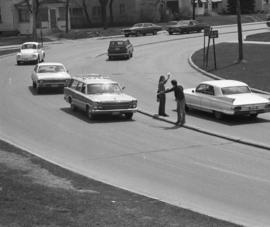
left=37, top=62, right=64, bottom=66
left=72, top=74, right=117, bottom=84
left=22, top=42, right=39, bottom=45
left=202, top=80, right=248, bottom=88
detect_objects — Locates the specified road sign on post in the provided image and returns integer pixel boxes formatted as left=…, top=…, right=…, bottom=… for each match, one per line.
left=205, top=29, right=218, bottom=70
left=203, top=27, right=211, bottom=67
left=209, top=30, right=219, bottom=39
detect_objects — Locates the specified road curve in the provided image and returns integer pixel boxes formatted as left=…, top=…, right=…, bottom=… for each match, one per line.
left=1, top=23, right=270, bottom=226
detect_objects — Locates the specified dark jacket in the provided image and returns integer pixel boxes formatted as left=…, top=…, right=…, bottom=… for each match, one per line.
left=165, top=85, right=184, bottom=101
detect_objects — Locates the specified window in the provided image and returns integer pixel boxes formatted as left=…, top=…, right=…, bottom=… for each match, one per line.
left=18, top=9, right=30, bottom=22
left=72, top=8, right=83, bottom=17
left=120, top=4, right=125, bottom=15
left=76, top=82, right=83, bottom=91
left=58, top=7, right=65, bottom=20
left=92, top=6, right=101, bottom=17
left=71, top=80, right=78, bottom=89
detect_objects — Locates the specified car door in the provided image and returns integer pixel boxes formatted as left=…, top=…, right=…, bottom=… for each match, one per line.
left=74, top=82, right=86, bottom=110
left=191, top=84, right=210, bottom=110
left=200, top=85, right=215, bottom=112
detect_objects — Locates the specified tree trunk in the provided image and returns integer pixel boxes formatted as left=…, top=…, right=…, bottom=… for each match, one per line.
left=32, top=0, right=37, bottom=41
left=65, top=0, right=69, bottom=33
left=99, top=0, right=109, bottom=29
left=109, top=0, right=114, bottom=26
left=82, top=0, right=92, bottom=27
left=236, top=0, right=243, bottom=61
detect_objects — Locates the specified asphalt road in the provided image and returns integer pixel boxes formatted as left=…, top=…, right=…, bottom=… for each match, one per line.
left=1, top=22, right=270, bottom=226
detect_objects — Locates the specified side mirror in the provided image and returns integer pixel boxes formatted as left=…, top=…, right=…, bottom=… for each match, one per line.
left=192, top=90, right=195, bottom=93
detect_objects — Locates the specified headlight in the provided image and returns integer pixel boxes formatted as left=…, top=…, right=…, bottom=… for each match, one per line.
left=92, top=102, right=102, bottom=110
left=32, top=53, right=38, bottom=58
left=131, top=100, right=137, bottom=108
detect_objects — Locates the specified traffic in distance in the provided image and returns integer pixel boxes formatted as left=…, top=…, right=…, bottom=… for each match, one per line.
left=15, top=20, right=270, bottom=123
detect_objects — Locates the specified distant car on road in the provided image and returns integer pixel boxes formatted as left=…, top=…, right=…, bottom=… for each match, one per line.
left=31, top=62, right=71, bottom=94
left=184, top=80, right=270, bottom=119
left=166, top=20, right=210, bottom=35
left=122, top=23, right=162, bottom=37
left=108, top=40, right=134, bottom=60
left=16, top=42, right=45, bottom=65
left=64, top=74, right=138, bottom=120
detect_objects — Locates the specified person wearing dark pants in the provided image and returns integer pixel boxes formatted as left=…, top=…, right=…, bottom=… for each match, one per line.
left=157, top=73, right=170, bottom=116
left=159, top=79, right=186, bottom=126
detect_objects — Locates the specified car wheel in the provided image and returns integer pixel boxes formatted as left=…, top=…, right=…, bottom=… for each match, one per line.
left=168, top=31, right=173, bottom=35
left=250, top=113, right=258, bottom=119
left=130, top=52, right=133, bottom=58
left=108, top=56, right=112, bottom=60
left=185, top=104, right=190, bottom=112
left=86, top=106, right=94, bottom=120
left=17, top=61, right=20, bottom=65
left=125, top=113, right=133, bottom=120
left=36, top=86, right=41, bottom=94
left=32, top=81, right=37, bottom=89
left=214, top=111, right=223, bottom=120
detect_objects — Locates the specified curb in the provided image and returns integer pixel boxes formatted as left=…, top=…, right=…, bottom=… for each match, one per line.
left=138, top=110, right=270, bottom=151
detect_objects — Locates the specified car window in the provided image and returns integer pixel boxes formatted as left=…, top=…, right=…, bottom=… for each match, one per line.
left=81, top=84, right=86, bottom=94
left=110, top=41, right=126, bottom=47
left=196, top=84, right=208, bottom=93
left=22, top=44, right=37, bottom=49
left=134, top=23, right=142, bottom=27
left=76, top=82, right=83, bottom=91
left=221, top=86, right=251, bottom=95
left=70, top=80, right=78, bottom=89
left=37, top=65, right=65, bottom=73
left=87, top=83, right=121, bottom=94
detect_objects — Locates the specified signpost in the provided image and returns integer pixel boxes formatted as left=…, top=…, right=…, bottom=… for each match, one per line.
left=204, top=28, right=218, bottom=70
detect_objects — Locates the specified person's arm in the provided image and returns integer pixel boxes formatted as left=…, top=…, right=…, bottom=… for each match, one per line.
left=163, top=73, right=170, bottom=84
left=158, top=87, right=173, bottom=95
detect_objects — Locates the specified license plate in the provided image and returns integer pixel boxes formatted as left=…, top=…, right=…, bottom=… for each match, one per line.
left=112, top=112, right=120, bottom=115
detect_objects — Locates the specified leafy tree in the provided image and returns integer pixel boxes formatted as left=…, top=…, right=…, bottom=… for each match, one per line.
left=24, top=0, right=40, bottom=41
left=227, top=0, right=255, bottom=14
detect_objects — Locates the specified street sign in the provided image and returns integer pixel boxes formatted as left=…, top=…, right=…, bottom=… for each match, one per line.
left=204, top=27, right=211, bottom=36
left=209, top=30, right=219, bottom=38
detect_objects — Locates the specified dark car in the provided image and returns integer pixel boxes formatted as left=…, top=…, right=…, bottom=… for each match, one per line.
left=122, top=23, right=162, bottom=37
left=108, top=40, right=134, bottom=60
left=166, top=20, right=210, bottom=35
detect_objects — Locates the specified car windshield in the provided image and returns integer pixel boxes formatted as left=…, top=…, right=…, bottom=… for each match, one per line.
left=38, top=65, right=65, bottom=73
left=178, top=21, right=190, bottom=25
left=110, top=41, right=126, bottom=47
left=22, top=44, right=37, bottom=49
left=221, top=86, right=251, bottom=95
left=87, top=83, right=121, bottom=94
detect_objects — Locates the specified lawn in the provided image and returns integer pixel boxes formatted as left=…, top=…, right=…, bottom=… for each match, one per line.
left=191, top=42, right=270, bottom=92
left=0, top=140, right=241, bottom=227
left=246, top=32, right=270, bottom=42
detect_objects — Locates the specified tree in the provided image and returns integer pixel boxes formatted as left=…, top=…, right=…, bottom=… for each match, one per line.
left=227, top=0, right=255, bottom=14
left=82, top=0, right=92, bottom=26
left=236, top=0, right=243, bottom=62
left=32, top=0, right=40, bottom=41
left=99, top=0, right=109, bottom=29
left=109, top=0, right=114, bottom=26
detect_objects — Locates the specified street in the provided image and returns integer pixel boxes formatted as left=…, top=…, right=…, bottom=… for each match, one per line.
left=1, top=22, right=270, bottom=226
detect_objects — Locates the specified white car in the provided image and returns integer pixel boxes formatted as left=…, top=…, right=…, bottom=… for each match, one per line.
left=64, top=74, right=137, bottom=120
left=184, top=80, right=270, bottom=119
left=17, top=42, right=45, bottom=65
left=31, top=62, right=71, bottom=94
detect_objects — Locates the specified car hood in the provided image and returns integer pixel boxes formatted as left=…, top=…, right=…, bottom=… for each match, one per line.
left=19, top=49, right=38, bottom=55
left=36, top=72, right=71, bottom=80
left=88, top=93, right=136, bottom=102
left=227, top=93, right=269, bottom=105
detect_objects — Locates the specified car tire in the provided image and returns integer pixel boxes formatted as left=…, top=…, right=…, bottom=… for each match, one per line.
left=130, top=52, right=133, bottom=58
left=86, top=106, right=94, bottom=120
left=32, top=81, right=37, bottom=89
left=125, top=113, right=133, bottom=120
left=185, top=104, right=190, bottom=112
left=17, top=61, right=21, bottom=65
left=169, top=31, right=173, bottom=35
left=250, top=113, right=258, bottom=119
left=108, top=56, right=112, bottom=60
left=214, top=111, right=223, bottom=120
left=36, top=86, right=41, bottom=94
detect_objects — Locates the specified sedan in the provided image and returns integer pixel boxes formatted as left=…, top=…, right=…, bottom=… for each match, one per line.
left=107, top=39, right=133, bottom=60
left=166, top=20, right=209, bottom=35
left=31, top=62, right=71, bottom=94
left=16, top=42, right=45, bottom=65
left=184, top=80, right=270, bottom=119
left=122, top=23, right=162, bottom=37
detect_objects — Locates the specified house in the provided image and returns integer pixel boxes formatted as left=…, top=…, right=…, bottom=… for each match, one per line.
left=0, top=0, right=70, bottom=35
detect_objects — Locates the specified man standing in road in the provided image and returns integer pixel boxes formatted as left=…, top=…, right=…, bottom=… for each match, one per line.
left=159, top=79, right=186, bottom=126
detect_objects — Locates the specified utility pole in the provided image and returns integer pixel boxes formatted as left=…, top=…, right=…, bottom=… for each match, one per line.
left=192, top=0, right=196, bottom=20
left=65, top=0, right=69, bottom=33
left=32, top=0, right=37, bottom=41
left=236, top=0, right=243, bottom=61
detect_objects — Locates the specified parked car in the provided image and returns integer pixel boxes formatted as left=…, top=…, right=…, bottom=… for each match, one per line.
left=122, top=23, right=162, bottom=37
left=184, top=80, right=270, bottom=119
left=31, top=62, right=71, bottom=94
left=16, top=42, right=45, bottom=65
left=166, top=20, right=210, bottom=35
left=64, top=74, right=138, bottom=120
left=108, top=40, right=134, bottom=60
